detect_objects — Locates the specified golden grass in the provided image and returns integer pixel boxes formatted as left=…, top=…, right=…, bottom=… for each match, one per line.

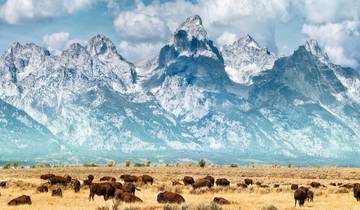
left=0, top=166, right=360, bottom=209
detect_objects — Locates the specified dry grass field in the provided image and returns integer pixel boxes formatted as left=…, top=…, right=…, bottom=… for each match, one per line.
left=0, top=165, right=360, bottom=210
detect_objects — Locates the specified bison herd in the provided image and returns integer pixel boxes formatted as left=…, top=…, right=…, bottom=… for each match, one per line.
left=2, top=173, right=360, bottom=207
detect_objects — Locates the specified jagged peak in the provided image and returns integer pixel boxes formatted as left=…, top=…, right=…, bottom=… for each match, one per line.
left=226, top=34, right=261, bottom=50
left=3, top=42, right=50, bottom=59
left=175, top=15, right=207, bottom=41
left=86, top=34, right=117, bottom=56
left=303, top=39, right=330, bottom=63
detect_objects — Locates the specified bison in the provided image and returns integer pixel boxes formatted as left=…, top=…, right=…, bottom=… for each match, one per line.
left=203, top=175, right=215, bottom=186
left=192, top=178, right=212, bottom=189
left=72, top=179, right=81, bottom=193
left=216, top=178, right=230, bottom=187
left=89, top=183, right=115, bottom=201
left=111, top=182, right=123, bottom=189
left=40, top=174, right=55, bottom=180
left=122, top=182, right=139, bottom=194
left=157, top=191, right=185, bottom=204
left=307, top=190, right=314, bottom=202
left=353, top=183, right=360, bottom=201
left=115, top=189, right=143, bottom=203
left=237, top=183, right=248, bottom=188
left=310, top=181, right=321, bottom=188
left=100, top=176, right=116, bottom=182
left=52, top=188, right=63, bottom=197
left=0, top=181, right=6, bottom=188
left=291, top=184, right=299, bottom=190
left=244, top=178, right=253, bottom=185
left=294, top=186, right=309, bottom=207
left=139, top=175, right=154, bottom=185
left=120, top=174, right=138, bottom=183
left=8, top=195, right=32, bottom=206
left=49, top=176, right=71, bottom=186
left=36, top=185, right=48, bottom=193
left=213, top=197, right=231, bottom=205
left=183, top=176, right=195, bottom=186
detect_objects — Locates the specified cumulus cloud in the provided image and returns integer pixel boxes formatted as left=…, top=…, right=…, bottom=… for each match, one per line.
left=0, top=0, right=93, bottom=24
left=117, top=41, right=163, bottom=63
left=216, top=32, right=237, bottom=46
left=42, top=32, right=86, bottom=54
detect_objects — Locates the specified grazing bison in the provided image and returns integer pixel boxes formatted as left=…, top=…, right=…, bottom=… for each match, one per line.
left=244, top=178, right=253, bottom=185
left=255, top=181, right=262, bottom=186
left=72, top=179, right=81, bottom=193
left=273, top=184, right=280, bottom=188
left=49, top=176, right=71, bottom=186
left=294, top=186, right=309, bottom=207
left=192, top=178, right=212, bottom=189
left=120, top=174, right=138, bottom=183
left=183, top=176, right=195, bottom=186
left=0, top=181, right=6, bottom=188
left=40, top=174, right=55, bottom=180
left=172, top=181, right=183, bottom=186
left=237, top=183, right=248, bottom=188
left=8, top=195, right=32, bottom=206
left=139, top=175, right=154, bottom=185
left=111, top=182, right=123, bottom=189
left=310, top=182, right=321, bottom=188
left=213, top=197, right=231, bottom=205
left=36, top=185, right=48, bottom=193
left=100, top=176, right=116, bottom=182
left=157, top=191, right=185, bottom=204
left=122, top=182, right=139, bottom=194
left=330, top=182, right=336, bottom=186
left=307, top=190, right=314, bottom=202
left=52, top=188, right=63, bottom=197
left=353, top=183, right=360, bottom=201
left=115, top=189, right=143, bottom=203
left=203, top=175, right=215, bottom=186
left=89, top=183, right=115, bottom=201
left=341, top=183, right=354, bottom=189
left=291, top=184, right=299, bottom=190
left=216, top=178, right=230, bottom=187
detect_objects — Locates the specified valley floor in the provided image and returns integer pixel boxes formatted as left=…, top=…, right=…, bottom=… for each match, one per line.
left=0, top=165, right=360, bottom=210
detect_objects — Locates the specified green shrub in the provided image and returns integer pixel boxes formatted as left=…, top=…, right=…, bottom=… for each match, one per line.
left=230, top=164, right=238, bottom=168
left=144, top=160, right=151, bottom=167
left=83, top=163, right=97, bottom=167
left=134, top=163, right=145, bottom=167
left=124, top=160, right=131, bottom=167
left=106, top=160, right=116, bottom=167
left=2, top=163, right=11, bottom=169
left=198, top=159, right=206, bottom=168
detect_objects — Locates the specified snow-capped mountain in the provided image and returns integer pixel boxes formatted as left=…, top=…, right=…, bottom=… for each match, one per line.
left=1, top=15, right=360, bottom=165
left=221, top=35, right=276, bottom=84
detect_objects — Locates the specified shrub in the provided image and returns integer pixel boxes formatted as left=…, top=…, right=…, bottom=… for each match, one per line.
left=134, top=163, right=145, bottom=167
left=196, top=202, right=222, bottom=210
left=144, top=160, right=151, bottom=167
left=2, top=163, right=11, bottom=169
left=13, top=163, right=19, bottom=168
left=83, top=163, right=97, bottom=167
left=230, top=164, right=238, bottom=168
left=198, top=159, right=206, bottom=168
left=124, top=160, right=131, bottom=167
left=107, top=160, right=116, bottom=167
left=261, top=205, right=278, bottom=210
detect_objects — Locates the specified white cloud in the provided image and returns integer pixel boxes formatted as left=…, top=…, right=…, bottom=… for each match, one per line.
left=302, top=21, right=360, bottom=68
left=117, top=41, right=163, bottom=63
left=43, top=32, right=70, bottom=52
left=113, top=11, right=171, bottom=42
left=217, top=31, right=237, bottom=46
left=0, top=0, right=94, bottom=24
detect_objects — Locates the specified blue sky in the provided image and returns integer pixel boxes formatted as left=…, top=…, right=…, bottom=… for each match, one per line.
left=0, top=0, right=359, bottom=68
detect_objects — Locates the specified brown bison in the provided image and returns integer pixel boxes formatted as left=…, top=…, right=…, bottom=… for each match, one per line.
left=273, top=184, right=280, bottom=188
left=88, top=175, right=94, bottom=181
left=139, top=175, right=154, bottom=185
left=294, top=186, right=309, bottom=207
left=89, top=183, right=115, bottom=201
left=244, top=178, right=253, bottom=185
left=115, top=189, right=143, bottom=203
left=307, top=190, right=314, bottom=202
left=330, top=182, right=336, bottom=186
left=216, top=178, right=230, bottom=186
left=341, top=183, right=354, bottom=189
left=237, top=183, right=248, bottom=188
left=40, top=174, right=55, bottom=180
left=52, top=188, right=63, bottom=197
left=100, top=176, right=116, bottom=182
left=111, top=182, right=123, bottom=189
left=310, top=181, right=321, bottom=188
left=72, top=179, right=81, bottom=193
left=291, top=184, right=299, bottom=190
left=192, top=178, right=212, bottom=189
left=36, top=185, right=48, bottom=193
left=353, top=183, right=360, bottom=201
left=8, top=195, right=32, bottom=206
left=84, top=175, right=94, bottom=185
left=120, top=174, right=138, bottom=183
left=0, top=181, right=6, bottom=188
left=49, top=175, right=71, bottom=186
left=203, top=175, right=215, bottom=186
left=183, top=176, right=195, bottom=185
left=157, top=191, right=185, bottom=204
left=213, top=197, right=231, bottom=205
left=122, top=182, right=139, bottom=194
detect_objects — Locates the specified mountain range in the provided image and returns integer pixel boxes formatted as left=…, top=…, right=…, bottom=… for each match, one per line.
left=1, top=15, right=360, bottom=165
